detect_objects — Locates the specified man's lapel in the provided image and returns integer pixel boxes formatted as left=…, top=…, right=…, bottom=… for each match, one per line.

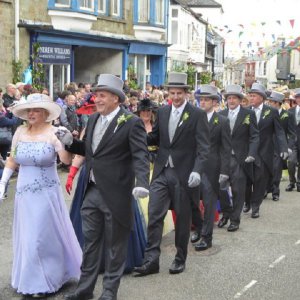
left=232, top=107, right=245, bottom=134
left=88, top=113, right=100, bottom=153
left=94, top=108, right=124, bottom=154
left=163, top=105, right=172, bottom=146
left=209, top=111, right=217, bottom=133
left=171, top=102, right=191, bottom=144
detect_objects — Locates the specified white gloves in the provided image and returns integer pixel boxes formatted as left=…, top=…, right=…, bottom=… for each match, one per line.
left=219, top=174, right=229, bottom=190
left=288, top=148, right=293, bottom=156
left=280, top=152, right=289, bottom=160
left=54, top=126, right=73, bottom=146
left=0, top=167, right=14, bottom=201
left=245, top=156, right=255, bottom=163
left=132, top=187, right=149, bottom=199
left=188, top=172, right=201, bottom=188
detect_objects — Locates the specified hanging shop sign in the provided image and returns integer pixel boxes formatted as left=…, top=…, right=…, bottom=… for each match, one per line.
left=38, top=43, right=71, bottom=64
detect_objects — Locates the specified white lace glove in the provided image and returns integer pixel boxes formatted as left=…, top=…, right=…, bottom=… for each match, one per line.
left=219, top=174, right=229, bottom=190
left=280, top=152, right=289, bottom=160
left=188, top=172, right=201, bottom=188
left=245, top=156, right=255, bottom=163
left=0, top=167, right=14, bottom=202
left=132, top=187, right=149, bottom=199
left=54, top=126, right=73, bottom=146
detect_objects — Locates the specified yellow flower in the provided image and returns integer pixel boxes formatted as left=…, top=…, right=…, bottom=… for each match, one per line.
left=213, top=117, right=219, bottom=125
left=114, top=114, right=133, bottom=133
left=243, top=114, right=250, bottom=125
left=280, top=112, right=289, bottom=120
left=178, top=112, right=190, bottom=127
left=262, top=109, right=271, bottom=119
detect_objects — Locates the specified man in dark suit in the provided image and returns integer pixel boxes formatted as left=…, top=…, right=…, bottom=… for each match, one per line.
left=245, top=83, right=288, bottom=218
left=60, top=74, right=150, bottom=300
left=286, top=88, right=300, bottom=192
left=134, top=72, right=210, bottom=276
left=189, top=85, right=231, bottom=250
left=218, top=84, right=259, bottom=231
left=267, top=91, right=297, bottom=201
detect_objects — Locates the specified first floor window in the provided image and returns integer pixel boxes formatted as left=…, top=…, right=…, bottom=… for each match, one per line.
left=55, top=0, right=70, bottom=6
left=98, top=0, right=106, bottom=13
left=112, top=0, right=120, bottom=16
left=155, top=0, right=164, bottom=24
left=138, top=0, right=150, bottom=22
left=79, top=0, right=93, bottom=10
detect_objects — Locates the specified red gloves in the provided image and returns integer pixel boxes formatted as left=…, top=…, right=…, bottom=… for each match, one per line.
left=65, top=166, right=79, bottom=194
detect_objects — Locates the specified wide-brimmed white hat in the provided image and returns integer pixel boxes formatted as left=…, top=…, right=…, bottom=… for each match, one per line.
left=93, top=74, right=126, bottom=103
left=11, top=93, right=62, bottom=122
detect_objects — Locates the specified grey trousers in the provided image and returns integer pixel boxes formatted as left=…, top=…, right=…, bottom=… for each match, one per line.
left=145, top=167, right=192, bottom=264
left=75, top=184, right=130, bottom=296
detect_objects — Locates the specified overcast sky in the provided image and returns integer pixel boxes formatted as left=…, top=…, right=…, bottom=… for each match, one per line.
left=212, top=0, right=300, bottom=57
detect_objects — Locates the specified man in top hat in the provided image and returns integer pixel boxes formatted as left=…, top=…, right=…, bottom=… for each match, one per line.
left=61, top=74, right=150, bottom=300
left=218, top=84, right=259, bottom=231
left=286, top=88, right=300, bottom=192
left=245, top=83, right=288, bottom=218
left=189, top=84, right=231, bottom=249
left=266, top=91, right=296, bottom=201
left=134, top=72, right=210, bottom=276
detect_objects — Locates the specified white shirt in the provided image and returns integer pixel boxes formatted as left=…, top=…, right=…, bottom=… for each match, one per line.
left=279, top=108, right=282, bottom=115
left=253, top=103, right=264, bottom=121
left=102, top=106, right=120, bottom=124
left=207, top=111, right=214, bottom=122
left=228, top=105, right=241, bottom=119
left=171, top=100, right=187, bottom=118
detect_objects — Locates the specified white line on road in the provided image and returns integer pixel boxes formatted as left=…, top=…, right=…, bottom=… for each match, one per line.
left=234, top=280, right=257, bottom=299
left=269, top=255, right=286, bottom=268
left=295, top=240, right=300, bottom=245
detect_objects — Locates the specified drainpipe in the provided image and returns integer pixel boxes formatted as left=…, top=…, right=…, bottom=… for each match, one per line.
left=15, top=0, right=20, bottom=61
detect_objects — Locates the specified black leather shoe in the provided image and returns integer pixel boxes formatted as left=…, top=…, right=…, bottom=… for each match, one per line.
left=227, top=223, right=239, bottom=232
left=98, top=289, right=117, bottom=300
left=64, top=292, right=94, bottom=300
left=243, top=204, right=251, bottom=213
left=194, top=238, right=212, bottom=251
left=263, top=191, right=268, bottom=199
left=297, top=185, right=300, bottom=192
left=133, top=261, right=159, bottom=276
left=217, top=217, right=228, bottom=228
left=190, top=231, right=201, bottom=243
left=169, top=260, right=185, bottom=274
left=285, top=183, right=295, bottom=191
left=251, top=212, right=260, bottom=218
left=272, top=195, right=279, bottom=201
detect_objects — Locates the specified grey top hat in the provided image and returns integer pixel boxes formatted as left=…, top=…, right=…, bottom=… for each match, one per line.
left=294, top=88, right=300, bottom=98
left=224, top=84, right=244, bottom=99
left=199, top=85, right=219, bottom=100
left=249, top=82, right=267, bottom=99
left=268, top=91, right=285, bottom=103
left=93, top=74, right=126, bottom=103
left=164, top=72, right=190, bottom=89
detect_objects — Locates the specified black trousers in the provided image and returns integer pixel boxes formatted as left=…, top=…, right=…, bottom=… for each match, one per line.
left=220, top=156, right=247, bottom=224
left=271, top=152, right=283, bottom=197
left=75, top=184, right=131, bottom=296
left=145, top=167, right=192, bottom=264
left=287, top=150, right=300, bottom=185
left=191, top=174, right=217, bottom=242
left=246, top=161, right=271, bottom=213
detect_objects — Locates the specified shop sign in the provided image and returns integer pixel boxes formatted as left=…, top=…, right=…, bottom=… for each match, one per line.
left=38, top=43, right=71, bottom=64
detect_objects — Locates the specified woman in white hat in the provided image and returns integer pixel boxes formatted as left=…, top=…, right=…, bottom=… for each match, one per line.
left=0, top=93, right=82, bottom=298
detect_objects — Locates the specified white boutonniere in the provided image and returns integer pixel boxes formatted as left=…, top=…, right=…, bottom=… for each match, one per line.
left=243, top=114, right=250, bottom=125
left=280, top=112, right=289, bottom=120
left=262, top=109, right=271, bottom=119
left=114, top=114, right=133, bottom=133
left=178, top=112, right=190, bottom=127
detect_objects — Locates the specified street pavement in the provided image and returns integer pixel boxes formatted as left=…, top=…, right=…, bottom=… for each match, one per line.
left=0, top=171, right=300, bottom=300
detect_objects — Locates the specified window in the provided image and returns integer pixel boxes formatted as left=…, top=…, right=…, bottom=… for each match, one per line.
left=138, top=0, right=150, bottom=22
left=98, top=0, right=106, bottom=13
left=55, top=0, right=70, bottom=7
left=263, top=61, right=267, bottom=75
left=79, top=0, right=93, bottom=10
left=172, top=9, right=178, bottom=18
left=112, top=0, right=120, bottom=16
left=171, top=20, right=178, bottom=44
left=155, top=0, right=164, bottom=24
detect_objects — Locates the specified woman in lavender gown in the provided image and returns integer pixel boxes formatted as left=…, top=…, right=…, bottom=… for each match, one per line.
left=0, top=94, right=82, bottom=298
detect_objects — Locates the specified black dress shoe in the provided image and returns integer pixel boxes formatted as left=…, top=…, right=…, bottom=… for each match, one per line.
left=243, top=204, right=251, bottom=213
left=169, top=260, right=185, bottom=274
left=64, top=292, right=94, bottom=300
left=194, top=238, right=212, bottom=251
left=98, top=289, right=117, bottom=300
left=285, top=183, right=295, bottom=191
left=272, top=195, right=279, bottom=201
left=190, top=231, right=201, bottom=243
left=263, top=191, right=268, bottom=199
left=297, top=185, right=300, bottom=192
left=133, top=261, right=159, bottom=276
left=251, top=212, right=259, bottom=218
left=227, top=223, right=239, bottom=232
left=217, top=217, right=228, bottom=228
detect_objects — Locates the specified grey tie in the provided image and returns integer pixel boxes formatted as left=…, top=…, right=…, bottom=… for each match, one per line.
left=168, top=109, right=181, bottom=142
left=296, top=109, right=300, bottom=125
left=92, top=116, right=109, bottom=152
left=254, top=108, right=260, bottom=122
left=228, top=110, right=236, bottom=132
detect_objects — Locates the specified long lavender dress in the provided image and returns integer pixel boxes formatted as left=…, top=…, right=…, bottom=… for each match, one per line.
left=11, top=126, right=82, bottom=295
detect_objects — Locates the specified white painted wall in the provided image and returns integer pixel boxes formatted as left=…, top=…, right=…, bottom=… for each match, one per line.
left=74, top=47, right=122, bottom=83
left=290, top=49, right=300, bottom=79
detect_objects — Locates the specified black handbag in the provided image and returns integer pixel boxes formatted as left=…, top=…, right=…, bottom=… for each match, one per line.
left=0, top=126, right=12, bottom=145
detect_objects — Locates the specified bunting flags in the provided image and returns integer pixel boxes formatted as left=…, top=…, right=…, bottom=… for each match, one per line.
left=290, top=19, right=295, bottom=28
left=276, top=20, right=281, bottom=25
left=239, top=31, right=244, bottom=37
